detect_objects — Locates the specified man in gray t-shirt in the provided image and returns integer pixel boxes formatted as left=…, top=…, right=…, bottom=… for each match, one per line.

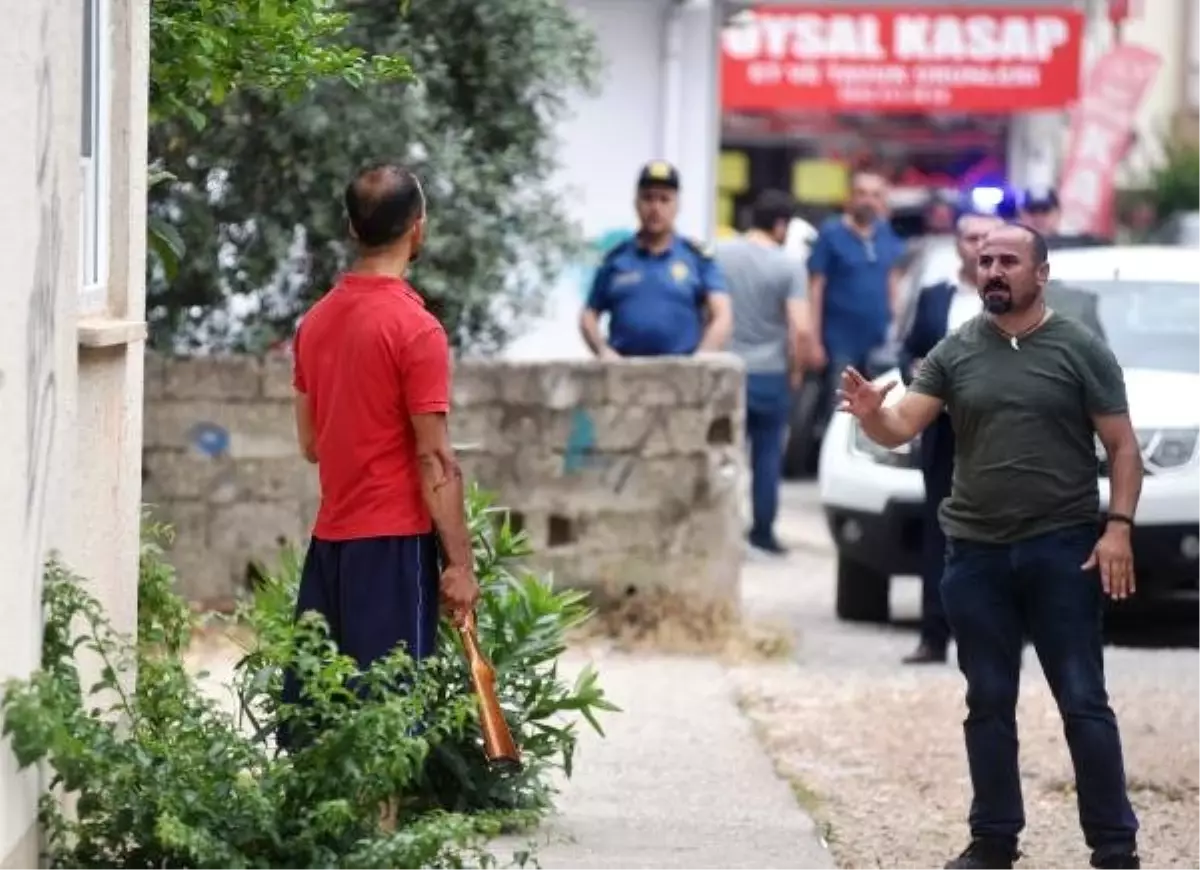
left=716, top=189, right=811, bottom=554
left=838, top=224, right=1143, bottom=870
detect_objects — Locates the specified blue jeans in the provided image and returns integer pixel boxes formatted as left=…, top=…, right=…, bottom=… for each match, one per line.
left=745, top=372, right=791, bottom=545
left=940, top=525, right=1138, bottom=860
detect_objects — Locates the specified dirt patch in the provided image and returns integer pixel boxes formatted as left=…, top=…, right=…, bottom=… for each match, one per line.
left=733, top=664, right=1199, bottom=870
left=570, top=588, right=794, bottom=662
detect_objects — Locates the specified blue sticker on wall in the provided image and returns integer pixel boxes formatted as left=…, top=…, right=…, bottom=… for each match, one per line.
left=188, top=421, right=230, bottom=458
left=562, top=408, right=597, bottom=474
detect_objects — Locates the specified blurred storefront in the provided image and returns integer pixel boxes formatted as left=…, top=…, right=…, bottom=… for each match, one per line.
left=716, top=2, right=1089, bottom=237
left=508, top=0, right=1194, bottom=359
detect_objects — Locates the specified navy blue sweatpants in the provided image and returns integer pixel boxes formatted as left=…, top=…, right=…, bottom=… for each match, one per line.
left=278, top=533, right=441, bottom=749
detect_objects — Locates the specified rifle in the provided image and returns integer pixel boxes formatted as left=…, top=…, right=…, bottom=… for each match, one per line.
left=458, top=612, right=521, bottom=769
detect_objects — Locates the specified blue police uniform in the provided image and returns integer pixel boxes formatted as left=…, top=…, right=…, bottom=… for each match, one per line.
left=586, top=234, right=726, bottom=357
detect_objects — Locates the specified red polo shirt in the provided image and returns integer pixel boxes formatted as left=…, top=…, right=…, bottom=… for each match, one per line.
left=293, top=273, right=449, bottom=540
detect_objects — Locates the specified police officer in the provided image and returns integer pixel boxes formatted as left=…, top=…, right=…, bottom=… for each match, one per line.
left=1017, top=186, right=1063, bottom=237
left=1019, top=185, right=1109, bottom=249
left=580, top=161, right=732, bottom=358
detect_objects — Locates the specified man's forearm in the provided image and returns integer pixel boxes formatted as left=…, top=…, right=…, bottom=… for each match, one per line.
left=418, top=451, right=473, bottom=568
left=788, top=330, right=806, bottom=368
left=697, top=296, right=732, bottom=352
left=808, top=280, right=824, bottom=340
left=698, top=317, right=730, bottom=351
left=579, top=311, right=609, bottom=356
left=1106, top=442, right=1144, bottom=519
left=859, top=407, right=917, bottom=450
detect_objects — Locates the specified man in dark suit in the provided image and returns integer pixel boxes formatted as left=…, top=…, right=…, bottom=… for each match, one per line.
left=897, top=212, right=1003, bottom=664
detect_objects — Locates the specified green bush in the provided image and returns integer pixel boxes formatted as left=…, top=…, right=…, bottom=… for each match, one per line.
left=240, top=484, right=619, bottom=814
left=1, top=487, right=616, bottom=867
left=1148, top=133, right=1200, bottom=217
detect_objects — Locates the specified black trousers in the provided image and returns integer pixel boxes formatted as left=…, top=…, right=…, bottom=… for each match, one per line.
left=278, top=533, right=441, bottom=750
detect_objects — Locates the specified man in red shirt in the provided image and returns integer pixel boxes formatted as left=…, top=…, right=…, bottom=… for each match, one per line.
left=282, top=162, right=478, bottom=732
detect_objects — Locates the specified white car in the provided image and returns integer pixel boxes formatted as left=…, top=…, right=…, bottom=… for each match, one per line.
left=818, top=245, right=1200, bottom=622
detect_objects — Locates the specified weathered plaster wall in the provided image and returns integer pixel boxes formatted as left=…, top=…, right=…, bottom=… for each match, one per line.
left=1, top=2, right=81, bottom=859
left=1, top=0, right=149, bottom=861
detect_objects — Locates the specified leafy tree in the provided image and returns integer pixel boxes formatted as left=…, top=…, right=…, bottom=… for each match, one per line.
left=149, top=0, right=412, bottom=129
left=147, top=0, right=601, bottom=354
left=146, top=0, right=413, bottom=281
left=1147, top=133, right=1200, bottom=218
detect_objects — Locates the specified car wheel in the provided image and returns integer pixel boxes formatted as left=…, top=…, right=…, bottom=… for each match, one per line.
left=782, top=376, right=824, bottom=480
left=835, top=558, right=890, bottom=623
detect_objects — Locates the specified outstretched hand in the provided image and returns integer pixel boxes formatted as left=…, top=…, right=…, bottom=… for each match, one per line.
left=837, top=366, right=897, bottom=419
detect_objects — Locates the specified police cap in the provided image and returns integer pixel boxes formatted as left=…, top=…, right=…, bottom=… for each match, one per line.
left=1019, top=186, right=1060, bottom=213
left=637, top=160, right=680, bottom=191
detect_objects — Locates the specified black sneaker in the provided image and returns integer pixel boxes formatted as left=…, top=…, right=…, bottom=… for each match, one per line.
left=1092, top=852, right=1140, bottom=869
left=902, top=642, right=948, bottom=665
left=944, top=840, right=1019, bottom=869
left=747, top=533, right=788, bottom=556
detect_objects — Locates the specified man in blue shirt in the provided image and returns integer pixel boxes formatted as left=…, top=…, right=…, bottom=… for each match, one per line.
left=580, top=161, right=731, bottom=358
left=806, top=169, right=905, bottom=421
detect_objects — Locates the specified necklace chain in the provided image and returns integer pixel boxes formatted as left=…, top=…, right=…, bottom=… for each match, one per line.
left=991, top=305, right=1050, bottom=346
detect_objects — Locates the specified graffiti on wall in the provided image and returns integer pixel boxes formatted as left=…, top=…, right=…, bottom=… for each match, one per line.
left=189, top=422, right=231, bottom=458
left=25, top=9, right=60, bottom=543
left=562, top=408, right=598, bottom=474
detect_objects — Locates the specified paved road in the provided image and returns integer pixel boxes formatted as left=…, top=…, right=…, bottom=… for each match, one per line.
left=496, top=651, right=836, bottom=869
left=744, top=482, right=940, bottom=672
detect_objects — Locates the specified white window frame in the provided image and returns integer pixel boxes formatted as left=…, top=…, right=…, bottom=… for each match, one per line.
left=80, top=0, right=110, bottom=315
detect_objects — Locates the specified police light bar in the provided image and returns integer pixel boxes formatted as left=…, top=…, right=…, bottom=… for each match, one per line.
left=970, top=186, right=1006, bottom=214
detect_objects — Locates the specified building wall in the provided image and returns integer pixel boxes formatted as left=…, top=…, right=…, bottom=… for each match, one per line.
left=503, top=0, right=720, bottom=361
left=142, top=353, right=746, bottom=619
left=0, top=0, right=148, bottom=864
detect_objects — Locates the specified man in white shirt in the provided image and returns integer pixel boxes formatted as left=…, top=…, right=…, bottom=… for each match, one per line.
left=897, top=212, right=1003, bottom=664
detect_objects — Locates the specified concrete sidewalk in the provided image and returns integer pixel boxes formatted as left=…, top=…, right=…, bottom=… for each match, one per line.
left=495, top=649, right=834, bottom=869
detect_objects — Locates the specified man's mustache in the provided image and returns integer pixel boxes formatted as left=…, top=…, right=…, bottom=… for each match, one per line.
left=983, top=279, right=1010, bottom=293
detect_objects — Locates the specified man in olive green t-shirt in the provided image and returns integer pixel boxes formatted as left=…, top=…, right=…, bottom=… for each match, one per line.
left=838, top=224, right=1144, bottom=870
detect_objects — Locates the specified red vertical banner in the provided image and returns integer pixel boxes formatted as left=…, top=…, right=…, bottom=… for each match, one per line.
left=1058, top=44, right=1161, bottom=237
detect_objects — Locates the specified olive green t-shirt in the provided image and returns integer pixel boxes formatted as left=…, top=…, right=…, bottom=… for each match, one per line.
left=910, top=313, right=1128, bottom=544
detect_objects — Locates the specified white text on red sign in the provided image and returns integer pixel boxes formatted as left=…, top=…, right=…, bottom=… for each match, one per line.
left=723, top=12, right=1072, bottom=64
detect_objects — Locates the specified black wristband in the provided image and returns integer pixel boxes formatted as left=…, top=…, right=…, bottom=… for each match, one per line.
left=1106, top=513, right=1134, bottom=527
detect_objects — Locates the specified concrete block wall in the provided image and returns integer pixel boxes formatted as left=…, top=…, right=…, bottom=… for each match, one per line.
left=143, top=353, right=746, bottom=616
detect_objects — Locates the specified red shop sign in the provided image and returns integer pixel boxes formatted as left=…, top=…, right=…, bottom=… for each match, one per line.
left=722, top=6, right=1085, bottom=113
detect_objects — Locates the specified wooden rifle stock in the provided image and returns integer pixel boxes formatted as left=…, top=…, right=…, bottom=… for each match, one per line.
left=458, top=612, right=521, bottom=768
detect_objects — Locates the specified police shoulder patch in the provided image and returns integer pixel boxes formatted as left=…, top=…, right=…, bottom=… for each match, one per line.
left=681, top=235, right=715, bottom=260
